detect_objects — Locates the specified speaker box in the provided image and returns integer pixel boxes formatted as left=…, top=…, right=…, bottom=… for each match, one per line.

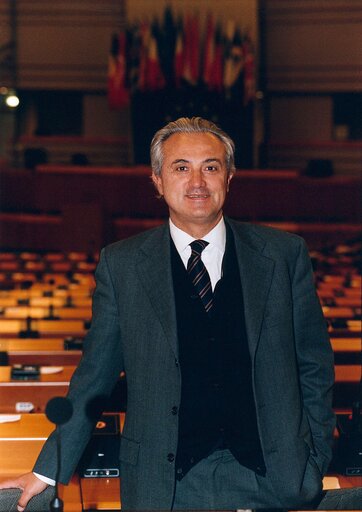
left=77, top=413, right=120, bottom=478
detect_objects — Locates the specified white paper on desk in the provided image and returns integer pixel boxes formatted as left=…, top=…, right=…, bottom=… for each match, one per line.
left=40, top=366, right=64, bottom=374
left=0, top=414, right=21, bottom=423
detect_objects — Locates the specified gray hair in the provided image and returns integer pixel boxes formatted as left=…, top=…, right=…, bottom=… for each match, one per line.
left=150, top=117, right=236, bottom=176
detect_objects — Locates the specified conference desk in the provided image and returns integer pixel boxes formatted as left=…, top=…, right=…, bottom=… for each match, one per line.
left=0, top=366, right=75, bottom=413
left=0, top=413, right=123, bottom=511
left=0, top=319, right=87, bottom=338
left=0, top=338, right=83, bottom=366
left=0, top=413, right=360, bottom=511
left=0, top=296, right=92, bottom=308
left=0, top=306, right=92, bottom=320
left=322, top=306, right=361, bottom=319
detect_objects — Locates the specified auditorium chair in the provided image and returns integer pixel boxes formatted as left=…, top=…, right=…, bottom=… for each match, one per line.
left=317, top=486, right=362, bottom=509
left=0, top=487, right=55, bottom=511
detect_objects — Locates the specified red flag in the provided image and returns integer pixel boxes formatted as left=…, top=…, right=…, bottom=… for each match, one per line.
left=202, top=14, right=215, bottom=87
left=243, top=35, right=256, bottom=105
left=138, top=23, right=166, bottom=91
left=107, top=32, right=129, bottom=109
left=145, top=32, right=166, bottom=90
left=182, top=14, right=200, bottom=85
left=174, top=23, right=184, bottom=87
left=138, top=22, right=150, bottom=92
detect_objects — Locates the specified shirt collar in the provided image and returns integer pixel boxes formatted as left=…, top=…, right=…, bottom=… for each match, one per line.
left=169, top=217, right=226, bottom=255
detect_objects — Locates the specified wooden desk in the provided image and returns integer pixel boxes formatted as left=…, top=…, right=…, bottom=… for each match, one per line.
left=334, top=365, right=361, bottom=383
left=0, top=413, right=124, bottom=511
left=331, top=338, right=361, bottom=353
left=0, top=414, right=82, bottom=510
left=0, top=338, right=83, bottom=366
left=1, top=306, right=92, bottom=320
left=323, top=306, right=360, bottom=319
left=0, top=412, right=361, bottom=510
left=328, top=320, right=362, bottom=337
left=0, top=319, right=87, bottom=338
left=0, top=296, right=92, bottom=308
left=0, top=366, right=75, bottom=412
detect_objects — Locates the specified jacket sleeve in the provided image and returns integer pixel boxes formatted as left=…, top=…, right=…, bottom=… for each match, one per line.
left=33, top=248, right=124, bottom=483
left=292, top=237, right=335, bottom=477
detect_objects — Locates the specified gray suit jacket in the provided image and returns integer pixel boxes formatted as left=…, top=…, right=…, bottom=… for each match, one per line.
left=34, top=219, right=335, bottom=509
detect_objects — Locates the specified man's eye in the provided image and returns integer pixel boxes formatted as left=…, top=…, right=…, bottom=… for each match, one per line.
left=205, top=166, right=218, bottom=171
left=176, top=166, right=188, bottom=172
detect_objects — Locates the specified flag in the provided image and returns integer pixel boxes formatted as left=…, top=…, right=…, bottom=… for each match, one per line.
left=202, top=14, right=215, bottom=87
left=205, top=22, right=224, bottom=91
left=174, top=18, right=184, bottom=87
left=243, top=34, right=256, bottom=105
left=126, top=24, right=142, bottom=93
left=107, top=32, right=129, bottom=109
left=182, top=14, right=200, bottom=86
left=145, top=21, right=166, bottom=91
left=158, top=6, right=177, bottom=86
left=138, top=21, right=151, bottom=92
left=223, top=22, right=244, bottom=92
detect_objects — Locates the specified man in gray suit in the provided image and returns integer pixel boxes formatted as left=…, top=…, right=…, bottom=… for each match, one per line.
left=0, top=117, right=335, bottom=510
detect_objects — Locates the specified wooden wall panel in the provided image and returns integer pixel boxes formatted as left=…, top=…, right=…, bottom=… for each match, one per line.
left=0, top=1, right=15, bottom=86
left=269, top=96, right=333, bottom=141
left=265, top=0, right=362, bottom=91
left=16, top=0, right=125, bottom=90
left=268, top=141, right=362, bottom=176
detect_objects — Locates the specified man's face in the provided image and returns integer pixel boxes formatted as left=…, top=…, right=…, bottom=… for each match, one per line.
left=152, top=132, right=233, bottom=237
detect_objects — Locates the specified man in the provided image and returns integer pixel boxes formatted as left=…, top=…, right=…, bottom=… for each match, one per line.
left=0, top=117, right=335, bottom=510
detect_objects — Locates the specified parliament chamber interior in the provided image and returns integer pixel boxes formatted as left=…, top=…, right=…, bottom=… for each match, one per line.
left=0, top=1, right=361, bottom=511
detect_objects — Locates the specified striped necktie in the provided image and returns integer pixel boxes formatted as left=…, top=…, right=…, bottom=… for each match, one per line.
left=187, top=240, right=213, bottom=313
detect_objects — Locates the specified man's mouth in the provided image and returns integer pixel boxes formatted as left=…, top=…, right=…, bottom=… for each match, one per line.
left=186, top=194, right=210, bottom=199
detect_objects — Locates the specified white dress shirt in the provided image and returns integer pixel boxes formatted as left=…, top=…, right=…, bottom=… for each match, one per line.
left=35, top=217, right=227, bottom=486
left=169, top=217, right=226, bottom=291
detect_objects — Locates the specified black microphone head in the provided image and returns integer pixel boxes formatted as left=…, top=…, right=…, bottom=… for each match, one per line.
left=45, top=396, right=73, bottom=425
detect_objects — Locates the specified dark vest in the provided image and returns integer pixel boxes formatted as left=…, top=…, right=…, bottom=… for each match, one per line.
left=171, top=227, right=265, bottom=480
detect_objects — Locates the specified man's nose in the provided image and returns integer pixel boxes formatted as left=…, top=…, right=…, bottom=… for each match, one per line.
left=189, top=168, right=205, bottom=187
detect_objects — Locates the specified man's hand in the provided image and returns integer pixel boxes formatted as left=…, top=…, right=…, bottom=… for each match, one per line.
left=0, top=473, right=48, bottom=511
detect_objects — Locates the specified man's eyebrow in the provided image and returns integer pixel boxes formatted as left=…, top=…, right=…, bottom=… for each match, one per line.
left=204, top=158, right=222, bottom=164
left=171, top=158, right=223, bottom=165
left=171, top=159, right=190, bottom=165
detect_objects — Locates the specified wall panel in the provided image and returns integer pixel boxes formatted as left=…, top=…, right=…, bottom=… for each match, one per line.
left=16, top=0, right=125, bottom=90
left=265, top=0, right=362, bottom=91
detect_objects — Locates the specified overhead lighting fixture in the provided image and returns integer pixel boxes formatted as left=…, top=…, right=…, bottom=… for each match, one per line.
left=5, top=93, right=20, bottom=108
left=0, top=87, right=20, bottom=108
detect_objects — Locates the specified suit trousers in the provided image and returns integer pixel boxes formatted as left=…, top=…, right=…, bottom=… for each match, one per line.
left=172, top=449, right=283, bottom=510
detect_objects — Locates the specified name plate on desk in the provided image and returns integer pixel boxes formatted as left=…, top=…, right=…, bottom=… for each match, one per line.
left=11, top=364, right=40, bottom=380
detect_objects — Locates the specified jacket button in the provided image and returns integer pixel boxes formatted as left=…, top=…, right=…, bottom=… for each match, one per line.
left=167, top=453, right=175, bottom=462
left=174, top=358, right=179, bottom=367
left=171, top=406, right=178, bottom=415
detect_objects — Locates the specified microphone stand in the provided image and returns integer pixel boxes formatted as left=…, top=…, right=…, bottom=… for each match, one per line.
left=50, top=425, right=63, bottom=512
left=45, top=397, right=73, bottom=512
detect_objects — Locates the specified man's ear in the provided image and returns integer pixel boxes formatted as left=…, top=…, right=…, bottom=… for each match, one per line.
left=151, top=172, right=163, bottom=196
left=226, top=171, right=234, bottom=192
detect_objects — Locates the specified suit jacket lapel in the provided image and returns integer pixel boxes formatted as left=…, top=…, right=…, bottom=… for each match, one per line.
left=133, top=219, right=275, bottom=362
left=227, top=219, right=275, bottom=361
left=135, top=223, right=179, bottom=358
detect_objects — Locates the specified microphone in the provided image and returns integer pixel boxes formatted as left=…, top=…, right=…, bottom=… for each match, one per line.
left=45, top=396, right=73, bottom=425
left=45, top=397, right=73, bottom=512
